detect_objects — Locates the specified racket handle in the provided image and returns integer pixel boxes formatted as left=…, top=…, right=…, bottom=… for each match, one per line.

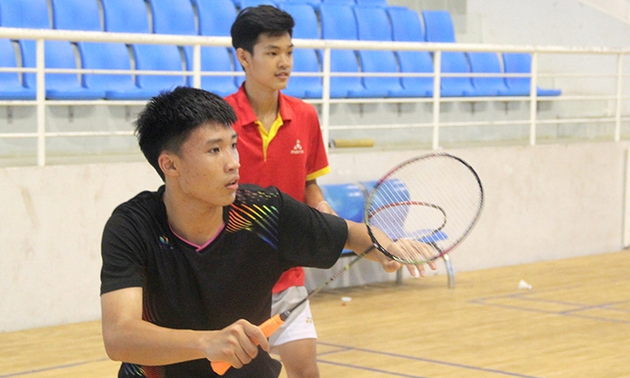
left=210, top=314, right=286, bottom=375
left=259, top=313, right=285, bottom=337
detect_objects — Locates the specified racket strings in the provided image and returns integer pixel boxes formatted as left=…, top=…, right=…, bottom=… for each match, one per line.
left=367, top=154, right=483, bottom=264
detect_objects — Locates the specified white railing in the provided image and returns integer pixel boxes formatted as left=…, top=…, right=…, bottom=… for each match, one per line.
left=1, top=26, right=630, bottom=166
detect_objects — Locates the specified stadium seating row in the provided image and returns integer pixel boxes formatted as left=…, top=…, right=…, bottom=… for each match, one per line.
left=0, top=0, right=561, bottom=100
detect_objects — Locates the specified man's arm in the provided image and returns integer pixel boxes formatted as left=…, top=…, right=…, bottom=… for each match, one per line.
left=343, top=220, right=438, bottom=277
left=305, top=179, right=337, bottom=215
left=303, top=180, right=435, bottom=276
left=101, top=287, right=268, bottom=368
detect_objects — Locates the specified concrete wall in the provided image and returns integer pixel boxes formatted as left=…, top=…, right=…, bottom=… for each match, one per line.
left=1, top=142, right=628, bottom=332
left=0, top=163, right=162, bottom=332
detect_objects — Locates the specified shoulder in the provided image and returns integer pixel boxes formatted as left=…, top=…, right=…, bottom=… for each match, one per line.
left=234, top=184, right=282, bottom=205
left=224, top=92, right=238, bottom=106
left=107, top=188, right=165, bottom=230
left=280, top=93, right=317, bottom=114
left=279, top=93, right=319, bottom=128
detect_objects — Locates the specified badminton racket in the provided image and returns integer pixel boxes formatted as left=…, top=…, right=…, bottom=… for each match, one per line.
left=211, top=152, right=484, bottom=375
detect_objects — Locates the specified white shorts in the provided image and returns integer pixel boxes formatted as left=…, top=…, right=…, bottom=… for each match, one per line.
left=268, top=286, right=317, bottom=349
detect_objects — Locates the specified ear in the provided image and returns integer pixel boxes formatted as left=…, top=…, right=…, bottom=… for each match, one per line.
left=158, top=151, right=179, bottom=178
left=235, top=47, right=250, bottom=70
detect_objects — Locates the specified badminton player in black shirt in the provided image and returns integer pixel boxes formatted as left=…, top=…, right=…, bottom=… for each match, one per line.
left=100, top=86, right=435, bottom=378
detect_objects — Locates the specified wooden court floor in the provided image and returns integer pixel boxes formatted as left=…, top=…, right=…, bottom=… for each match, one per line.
left=2, top=250, right=629, bottom=378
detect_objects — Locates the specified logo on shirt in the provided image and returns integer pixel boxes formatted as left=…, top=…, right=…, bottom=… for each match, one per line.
left=291, top=139, right=304, bottom=155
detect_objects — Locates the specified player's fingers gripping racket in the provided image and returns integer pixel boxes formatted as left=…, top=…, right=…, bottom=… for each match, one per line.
left=211, top=152, right=484, bottom=375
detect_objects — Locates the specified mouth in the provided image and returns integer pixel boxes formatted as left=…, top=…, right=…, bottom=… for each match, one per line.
left=276, top=72, right=290, bottom=79
left=226, top=176, right=239, bottom=190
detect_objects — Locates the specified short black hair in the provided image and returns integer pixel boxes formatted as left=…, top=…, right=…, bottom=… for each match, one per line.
left=231, top=5, right=295, bottom=54
left=135, top=87, right=237, bottom=180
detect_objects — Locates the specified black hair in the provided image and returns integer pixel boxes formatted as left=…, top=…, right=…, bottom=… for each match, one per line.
left=231, top=5, right=295, bottom=54
left=135, top=86, right=237, bottom=180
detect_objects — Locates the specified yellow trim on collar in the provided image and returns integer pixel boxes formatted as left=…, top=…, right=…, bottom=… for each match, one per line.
left=255, top=113, right=283, bottom=161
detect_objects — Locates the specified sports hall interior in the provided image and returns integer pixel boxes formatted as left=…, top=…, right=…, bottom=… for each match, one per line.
left=1, top=0, right=629, bottom=377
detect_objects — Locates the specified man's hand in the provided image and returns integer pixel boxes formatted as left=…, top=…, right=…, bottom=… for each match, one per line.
left=388, top=239, right=438, bottom=277
left=204, top=319, right=268, bottom=369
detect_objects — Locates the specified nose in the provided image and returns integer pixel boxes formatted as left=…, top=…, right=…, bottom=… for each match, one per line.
left=226, top=149, right=240, bottom=172
left=279, top=53, right=292, bottom=68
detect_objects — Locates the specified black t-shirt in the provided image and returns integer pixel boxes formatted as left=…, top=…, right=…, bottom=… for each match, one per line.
left=101, top=184, right=347, bottom=378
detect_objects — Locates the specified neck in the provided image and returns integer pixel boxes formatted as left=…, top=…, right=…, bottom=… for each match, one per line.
left=244, top=81, right=279, bottom=120
left=162, top=183, right=225, bottom=246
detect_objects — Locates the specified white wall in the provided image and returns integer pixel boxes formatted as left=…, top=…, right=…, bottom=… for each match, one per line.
left=0, top=163, right=162, bottom=332
left=1, top=142, right=628, bottom=332
left=468, top=0, right=630, bottom=47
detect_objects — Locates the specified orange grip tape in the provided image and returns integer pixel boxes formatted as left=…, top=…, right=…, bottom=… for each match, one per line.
left=258, top=313, right=284, bottom=338
left=210, top=314, right=285, bottom=375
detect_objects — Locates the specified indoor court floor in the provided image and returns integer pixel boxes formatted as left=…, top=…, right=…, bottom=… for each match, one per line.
left=1, top=250, right=629, bottom=378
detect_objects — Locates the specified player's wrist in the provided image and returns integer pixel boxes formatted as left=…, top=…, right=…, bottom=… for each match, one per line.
left=315, top=200, right=330, bottom=211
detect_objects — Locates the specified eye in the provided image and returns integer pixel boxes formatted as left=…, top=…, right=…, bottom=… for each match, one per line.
left=209, top=147, right=220, bottom=154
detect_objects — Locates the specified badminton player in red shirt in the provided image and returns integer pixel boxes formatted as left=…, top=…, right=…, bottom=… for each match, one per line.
left=225, top=5, right=334, bottom=378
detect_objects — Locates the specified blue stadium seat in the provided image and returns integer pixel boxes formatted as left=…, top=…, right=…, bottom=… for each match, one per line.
left=279, top=2, right=323, bottom=98
left=285, top=0, right=321, bottom=5
left=320, top=4, right=388, bottom=98
left=284, top=49, right=322, bottom=98
left=51, top=0, right=102, bottom=31
left=80, top=43, right=157, bottom=100
left=362, top=178, right=448, bottom=243
left=281, top=2, right=320, bottom=39
left=467, top=52, right=527, bottom=96
left=196, top=47, right=240, bottom=97
left=132, top=45, right=187, bottom=94
left=321, top=0, right=355, bottom=5
left=388, top=6, right=422, bottom=41
left=102, top=0, right=186, bottom=95
left=193, top=0, right=237, bottom=36
left=355, top=0, right=387, bottom=6
left=102, top=0, right=150, bottom=34
left=191, top=0, right=241, bottom=96
left=439, top=52, right=491, bottom=96
left=422, top=10, right=493, bottom=96
left=21, top=40, right=106, bottom=100
left=236, top=0, right=280, bottom=8
left=0, top=0, right=50, bottom=29
left=421, top=10, right=456, bottom=43
left=2, top=0, right=104, bottom=99
left=363, top=178, right=410, bottom=240
left=0, top=38, right=36, bottom=100
left=396, top=51, right=435, bottom=97
left=321, top=183, right=365, bottom=223
left=386, top=6, right=433, bottom=97
left=147, top=0, right=196, bottom=35
left=53, top=0, right=154, bottom=100
left=355, top=6, right=420, bottom=98
left=502, top=53, right=562, bottom=96
left=146, top=0, right=202, bottom=87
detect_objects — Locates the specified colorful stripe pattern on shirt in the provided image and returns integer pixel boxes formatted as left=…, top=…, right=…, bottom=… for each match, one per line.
left=227, top=188, right=280, bottom=249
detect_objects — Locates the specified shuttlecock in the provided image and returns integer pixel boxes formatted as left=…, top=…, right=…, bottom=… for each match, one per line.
left=341, top=296, right=352, bottom=306
left=518, top=279, right=532, bottom=290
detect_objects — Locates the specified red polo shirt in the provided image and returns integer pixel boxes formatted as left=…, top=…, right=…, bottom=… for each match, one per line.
left=225, top=85, right=330, bottom=293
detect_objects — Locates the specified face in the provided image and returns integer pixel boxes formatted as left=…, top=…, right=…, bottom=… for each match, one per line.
left=162, top=123, right=240, bottom=207
left=239, top=32, right=293, bottom=92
